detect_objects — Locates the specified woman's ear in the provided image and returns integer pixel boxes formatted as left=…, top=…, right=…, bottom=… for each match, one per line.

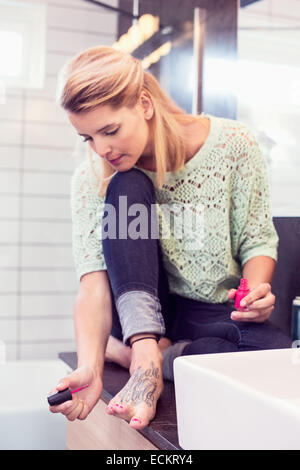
left=139, top=91, right=154, bottom=120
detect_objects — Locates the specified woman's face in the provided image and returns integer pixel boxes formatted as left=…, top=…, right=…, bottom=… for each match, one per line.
left=68, top=94, right=154, bottom=171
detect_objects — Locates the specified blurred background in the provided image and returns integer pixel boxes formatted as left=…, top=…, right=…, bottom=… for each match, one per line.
left=0, top=0, right=299, bottom=361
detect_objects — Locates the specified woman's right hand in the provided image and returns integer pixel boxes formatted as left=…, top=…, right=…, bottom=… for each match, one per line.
left=48, top=365, right=102, bottom=421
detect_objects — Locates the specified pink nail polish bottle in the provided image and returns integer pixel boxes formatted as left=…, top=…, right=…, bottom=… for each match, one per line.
left=234, top=278, right=250, bottom=310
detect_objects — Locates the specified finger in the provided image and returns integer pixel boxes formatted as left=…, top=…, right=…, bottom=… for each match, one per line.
left=231, top=306, right=274, bottom=322
left=53, top=368, right=91, bottom=395
left=247, top=293, right=275, bottom=311
left=231, top=310, right=260, bottom=321
left=228, top=289, right=236, bottom=299
left=49, top=399, right=73, bottom=415
left=239, top=283, right=271, bottom=307
left=78, top=401, right=90, bottom=420
left=65, top=399, right=85, bottom=422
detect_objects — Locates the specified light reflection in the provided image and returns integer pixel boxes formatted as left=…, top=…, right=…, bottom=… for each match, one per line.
left=0, top=31, right=23, bottom=77
left=205, top=58, right=300, bottom=109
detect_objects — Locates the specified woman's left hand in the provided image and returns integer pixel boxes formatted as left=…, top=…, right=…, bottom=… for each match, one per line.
left=228, top=282, right=275, bottom=323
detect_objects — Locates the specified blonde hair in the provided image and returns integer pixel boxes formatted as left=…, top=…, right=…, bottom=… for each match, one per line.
left=58, top=45, right=199, bottom=197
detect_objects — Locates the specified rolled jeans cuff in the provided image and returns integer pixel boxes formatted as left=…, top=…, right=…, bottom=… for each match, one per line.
left=116, top=290, right=166, bottom=345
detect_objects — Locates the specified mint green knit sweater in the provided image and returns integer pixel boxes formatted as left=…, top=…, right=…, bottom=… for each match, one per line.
left=71, top=114, right=278, bottom=304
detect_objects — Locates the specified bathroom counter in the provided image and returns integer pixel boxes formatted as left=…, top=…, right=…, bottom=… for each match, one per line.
left=59, top=352, right=180, bottom=450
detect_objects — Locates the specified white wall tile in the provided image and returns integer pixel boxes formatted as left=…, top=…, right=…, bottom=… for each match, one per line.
left=20, top=340, right=76, bottom=360
left=0, top=320, right=17, bottom=342
left=26, top=76, right=59, bottom=101
left=0, top=246, right=18, bottom=268
left=0, top=196, right=19, bottom=218
left=0, top=97, right=23, bottom=120
left=24, top=122, right=76, bottom=148
left=269, top=0, right=300, bottom=18
left=21, top=245, right=73, bottom=268
left=47, top=4, right=118, bottom=35
left=25, top=98, right=69, bottom=124
left=0, top=170, right=20, bottom=194
left=0, top=221, right=19, bottom=244
left=22, top=196, right=71, bottom=220
left=21, top=270, right=77, bottom=293
left=47, top=28, right=115, bottom=54
left=0, top=295, right=17, bottom=317
left=0, top=147, right=21, bottom=169
left=22, top=220, right=72, bottom=244
left=0, top=271, right=17, bottom=293
left=23, top=171, right=71, bottom=196
left=0, top=122, right=22, bottom=146
left=21, top=293, right=74, bottom=317
left=47, top=28, right=82, bottom=54
left=2, top=344, right=18, bottom=361
left=20, top=318, right=75, bottom=341
left=45, top=51, right=73, bottom=77
left=23, top=147, right=80, bottom=172
left=46, top=0, right=118, bottom=11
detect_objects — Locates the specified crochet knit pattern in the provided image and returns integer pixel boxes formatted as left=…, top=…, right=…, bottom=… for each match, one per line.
left=70, top=114, right=278, bottom=304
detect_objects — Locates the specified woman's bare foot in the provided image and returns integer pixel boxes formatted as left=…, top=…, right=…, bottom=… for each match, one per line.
left=105, top=337, right=164, bottom=430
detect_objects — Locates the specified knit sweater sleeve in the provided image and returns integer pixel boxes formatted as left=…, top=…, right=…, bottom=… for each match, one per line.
left=229, top=124, right=278, bottom=267
left=70, top=160, right=107, bottom=281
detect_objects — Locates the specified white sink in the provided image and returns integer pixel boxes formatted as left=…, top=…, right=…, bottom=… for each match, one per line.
left=174, top=348, right=300, bottom=450
left=0, top=360, right=69, bottom=450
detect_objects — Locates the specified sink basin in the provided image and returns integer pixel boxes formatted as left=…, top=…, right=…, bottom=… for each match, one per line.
left=0, top=360, right=69, bottom=450
left=174, top=348, right=300, bottom=450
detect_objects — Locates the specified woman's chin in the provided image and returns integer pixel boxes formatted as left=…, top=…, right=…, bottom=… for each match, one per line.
left=108, top=155, right=135, bottom=171
left=111, top=160, right=136, bottom=172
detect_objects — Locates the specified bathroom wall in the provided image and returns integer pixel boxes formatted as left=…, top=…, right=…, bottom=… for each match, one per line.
left=238, top=0, right=300, bottom=216
left=0, top=0, right=118, bottom=360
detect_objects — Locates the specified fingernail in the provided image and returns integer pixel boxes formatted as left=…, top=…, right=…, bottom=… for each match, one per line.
left=132, top=418, right=141, bottom=423
left=56, top=382, right=64, bottom=389
left=240, top=300, right=246, bottom=306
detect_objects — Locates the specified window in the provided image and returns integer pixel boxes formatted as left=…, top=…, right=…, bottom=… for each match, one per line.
left=0, top=0, right=46, bottom=89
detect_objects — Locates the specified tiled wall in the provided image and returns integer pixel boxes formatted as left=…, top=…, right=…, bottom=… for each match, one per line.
left=0, top=0, right=118, bottom=360
left=238, top=0, right=300, bottom=217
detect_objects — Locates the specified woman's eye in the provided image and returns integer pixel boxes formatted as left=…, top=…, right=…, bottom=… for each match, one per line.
left=106, top=128, right=119, bottom=136
left=82, top=136, right=92, bottom=142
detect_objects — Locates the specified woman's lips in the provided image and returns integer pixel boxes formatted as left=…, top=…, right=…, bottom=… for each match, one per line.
left=109, top=155, right=125, bottom=165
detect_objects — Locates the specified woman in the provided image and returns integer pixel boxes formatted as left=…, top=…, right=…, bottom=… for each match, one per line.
left=49, top=45, right=291, bottom=430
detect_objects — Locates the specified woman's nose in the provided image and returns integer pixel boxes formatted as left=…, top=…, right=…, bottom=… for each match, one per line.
left=93, top=139, right=112, bottom=158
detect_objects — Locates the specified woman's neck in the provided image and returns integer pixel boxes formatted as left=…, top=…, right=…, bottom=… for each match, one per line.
left=136, top=116, right=210, bottom=172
